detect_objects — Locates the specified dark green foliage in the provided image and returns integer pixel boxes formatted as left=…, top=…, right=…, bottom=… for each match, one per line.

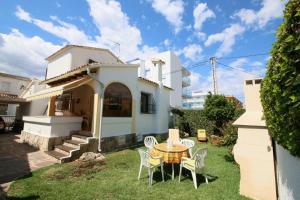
left=203, top=94, right=236, bottom=135
left=171, top=108, right=214, bottom=136
left=221, top=124, right=238, bottom=147
left=261, top=0, right=300, bottom=157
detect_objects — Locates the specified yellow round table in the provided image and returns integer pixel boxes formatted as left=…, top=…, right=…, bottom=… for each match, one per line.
left=151, top=143, right=190, bottom=180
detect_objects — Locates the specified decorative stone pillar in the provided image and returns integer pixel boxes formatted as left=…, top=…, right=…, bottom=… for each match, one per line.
left=47, top=96, right=56, bottom=116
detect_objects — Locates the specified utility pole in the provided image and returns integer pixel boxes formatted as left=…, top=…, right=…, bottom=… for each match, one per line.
left=210, top=57, right=218, bottom=95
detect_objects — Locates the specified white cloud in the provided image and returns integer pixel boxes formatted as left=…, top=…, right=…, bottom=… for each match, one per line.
left=163, top=39, right=171, bottom=46
left=193, top=3, right=215, bottom=30
left=0, top=29, right=61, bottom=78
left=15, top=2, right=160, bottom=61
left=205, top=24, right=245, bottom=57
left=150, top=0, right=184, bottom=33
left=182, top=44, right=203, bottom=61
left=16, top=7, right=93, bottom=45
left=15, top=6, right=31, bottom=22
left=234, top=0, right=285, bottom=28
left=189, top=71, right=202, bottom=91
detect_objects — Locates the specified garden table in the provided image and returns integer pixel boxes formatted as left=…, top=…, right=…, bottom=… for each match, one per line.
left=151, top=143, right=190, bottom=180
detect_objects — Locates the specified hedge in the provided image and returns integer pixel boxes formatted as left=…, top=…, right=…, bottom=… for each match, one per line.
left=261, top=0, right=300, bottom=157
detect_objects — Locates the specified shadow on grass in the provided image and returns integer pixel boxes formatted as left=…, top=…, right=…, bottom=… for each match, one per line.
left=6, top=195, right=40, bottom=200
left=224, top=153, right=235, bottom=163
left=150, top=164, right=218, bottom=187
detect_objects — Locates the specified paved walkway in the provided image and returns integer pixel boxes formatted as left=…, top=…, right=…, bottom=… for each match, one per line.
left=0, top=133, right=58, bottom=193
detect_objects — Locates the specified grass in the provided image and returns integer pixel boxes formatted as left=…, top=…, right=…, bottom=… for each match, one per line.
left=7, top=138, right=249, bottom=200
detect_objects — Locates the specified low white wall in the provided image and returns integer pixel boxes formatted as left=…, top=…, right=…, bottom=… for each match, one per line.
left=101, top=117, right=132, bottom=138
left=276, top=143, right=300, bottom=200
left=23, top=116, right=82, bottom=138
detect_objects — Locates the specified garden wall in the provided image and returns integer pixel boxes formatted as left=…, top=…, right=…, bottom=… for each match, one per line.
left=276, top=143, right=300, bottom=200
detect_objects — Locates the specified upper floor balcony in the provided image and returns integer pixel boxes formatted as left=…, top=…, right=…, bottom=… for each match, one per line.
left=182, top=67, right=191, bottom=77
left=182, top=88, right=192, bottom=99
left=182, top=76, right=191, bottom=88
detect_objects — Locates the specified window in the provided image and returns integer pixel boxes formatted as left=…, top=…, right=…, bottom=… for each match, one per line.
left=0, top=104, right=8, bottom=115
left=140, top=92, right=155, bottom=114
left=0, top=82, right=10, bottom=93
left=103, top=83, right=132, bottom=117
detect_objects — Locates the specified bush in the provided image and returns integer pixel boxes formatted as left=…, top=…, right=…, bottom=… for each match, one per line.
left=261, top=0, right=300, bottom=157
left=203, top=94, right=236, bottom=135
left=221, top=124, right=238, bottom=147
left=171, top=108, right=214, bottom=137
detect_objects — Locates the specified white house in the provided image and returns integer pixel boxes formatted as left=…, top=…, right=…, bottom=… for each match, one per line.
left=130, top=51, right=191, bottom=108
left=182, top=91, right=208, bottom=109
left=21, top=45, right=172, bottom=162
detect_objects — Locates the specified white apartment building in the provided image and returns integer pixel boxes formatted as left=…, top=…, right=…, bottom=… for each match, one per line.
left=131, top=51, right=191, bottom=108
left=182, top=91, right=208, bottom=109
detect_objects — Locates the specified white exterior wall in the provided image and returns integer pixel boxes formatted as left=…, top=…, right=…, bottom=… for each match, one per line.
left=96, top=65, right=170, bottom=139
left=137, top=51, right=182, bottom=107
left=276, top=143, right=300, bottom=200
left=70, top=47, right=119, bottom=68
left=23, top=116, right=82, bottom=138
left=47, top=52, right=72, bottom=79
left=0, top=76, right=30, bottom=95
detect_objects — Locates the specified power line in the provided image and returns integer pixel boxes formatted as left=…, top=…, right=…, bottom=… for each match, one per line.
left=217, top=61, right=259, bottom=77
left=162, top=60, right=209, bottom=75
left=217, top=52, right=269, bottom=60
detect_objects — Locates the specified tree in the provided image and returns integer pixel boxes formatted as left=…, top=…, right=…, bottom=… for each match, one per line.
left=261, top=0, right=300, bottom=156
left=203, top=93, right=236, bottom=135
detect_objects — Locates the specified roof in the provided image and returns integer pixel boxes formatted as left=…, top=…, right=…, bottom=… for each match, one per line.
left=25, top=77, right=92, bottom=101
left=41, top=62, right=138, bottom=86
left=45, top=45, right=124, bottom=63
left=138, top=77, right=173, bottom=90
left=0, top=93, right=26, bottom=103
left=233, top=111, right=266, bottom=127
left=0, top=72, right=31, bottom=82
left=41, top=63, right=99, bottom=86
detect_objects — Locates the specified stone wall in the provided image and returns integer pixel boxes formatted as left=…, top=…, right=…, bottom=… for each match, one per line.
left=20, top=131, right=68, bottom=151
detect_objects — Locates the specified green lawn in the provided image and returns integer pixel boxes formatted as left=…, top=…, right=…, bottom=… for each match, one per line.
left=7, top=138, right=248, bottom=200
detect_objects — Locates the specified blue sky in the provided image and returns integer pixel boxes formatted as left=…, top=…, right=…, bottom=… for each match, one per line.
left=0, top=0, right=286, bottom=100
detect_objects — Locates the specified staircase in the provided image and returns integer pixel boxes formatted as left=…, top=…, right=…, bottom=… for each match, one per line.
left=46, top=131, right=97, bottom=163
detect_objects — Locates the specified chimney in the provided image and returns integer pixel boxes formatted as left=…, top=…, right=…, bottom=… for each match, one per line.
left=244, top=79, right=263, bottom=111
left=151, top=58, right=165, bottom=86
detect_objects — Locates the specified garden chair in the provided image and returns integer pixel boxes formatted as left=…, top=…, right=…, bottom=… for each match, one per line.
left=180, top=139, right=195, bottom=156
left=168, top=129, right=181, bottom=145
left=137, top=149, right=164, bottom=186
left=197, top=129, right=207, bottom=142
left=144, top=136, right=158, bottom=151
left=179, top=148, right=208, bottom=189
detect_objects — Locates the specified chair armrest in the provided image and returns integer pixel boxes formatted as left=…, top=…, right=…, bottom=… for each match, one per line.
left=181, top=157, right=191, bottom=162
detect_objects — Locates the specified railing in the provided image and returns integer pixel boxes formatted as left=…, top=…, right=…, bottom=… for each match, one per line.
left=182, top=77, right=191, bottom=87
left=182, top=89, right=192, bottom=99
left=0, top=115, right=16, bottom=127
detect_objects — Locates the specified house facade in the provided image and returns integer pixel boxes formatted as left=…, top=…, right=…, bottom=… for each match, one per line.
left=21, top=45, right=172, bottom=161
left=182, top=91, right=207, bottom=109
left=130, top=51, right=191, bottom=108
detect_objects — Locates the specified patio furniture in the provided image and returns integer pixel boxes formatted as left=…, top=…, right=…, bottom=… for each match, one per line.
left=168, top=129, right=181, bottom=145
left=197, top=129, right=207, bottom=142
left=138, top=149, right=164, bottom=186
left=179, top=148, right=208, bottom=189
left=180, top=139, right=195, bottom=156
left=151, top=143, right=189, bottom=180
left=144, top=136, right=158, bottom=151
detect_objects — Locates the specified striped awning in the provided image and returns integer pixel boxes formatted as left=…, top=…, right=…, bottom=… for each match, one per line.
left=25, top=77, right=92, bottom=101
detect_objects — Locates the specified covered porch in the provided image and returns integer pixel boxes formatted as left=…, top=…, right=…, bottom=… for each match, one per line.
left=21, top=66, right=102, bottom=151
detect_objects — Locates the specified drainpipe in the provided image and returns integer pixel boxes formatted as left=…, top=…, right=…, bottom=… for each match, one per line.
left=87, top=67, right=104, bottom=152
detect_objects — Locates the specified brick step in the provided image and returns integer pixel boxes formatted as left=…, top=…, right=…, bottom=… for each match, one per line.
left=64, top=139, right=85, bottom=148
left=55, top=145, right=77, bottom=153
left=46, top=150, right=68, bottom=160
left=77, top=130, right=92, bottom=137
left=72, top=134, right=88, bottom=142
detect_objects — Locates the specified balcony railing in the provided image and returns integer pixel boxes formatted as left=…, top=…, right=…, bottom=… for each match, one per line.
left=182, top=67, right=191, bottom=77
left=182, top=77, right=191, bottom=87
left=182, top=89, right=192, bottom=99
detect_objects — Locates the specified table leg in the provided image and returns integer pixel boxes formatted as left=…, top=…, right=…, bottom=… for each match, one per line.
left=172, top=163, right=174, bottom=180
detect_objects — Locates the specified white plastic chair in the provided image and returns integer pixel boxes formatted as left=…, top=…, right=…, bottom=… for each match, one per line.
left=181, top=139, right=195, bottom=156
left=144, top=136, right=158, bottom=151
left=179, top=148, right=208, bottom=189
left=137, top=149, right=164, bottom=186
left=168, top=129, right=181, bottom=145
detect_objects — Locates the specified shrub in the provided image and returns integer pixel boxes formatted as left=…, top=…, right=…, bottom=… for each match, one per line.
left=261, top=0, right=300, bottom=157
left=203, top=94, right=236, bottom=135
left=170, top=108, right=214, bottom=137
left=221, top=123, right=238, bottom=147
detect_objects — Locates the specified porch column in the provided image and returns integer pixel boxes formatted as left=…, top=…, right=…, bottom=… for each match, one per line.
left=47, top=96, right=56, bottom=116
left=92, top=93, right=101, bottom=138
left=131, top=98, right=136, bottom=134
